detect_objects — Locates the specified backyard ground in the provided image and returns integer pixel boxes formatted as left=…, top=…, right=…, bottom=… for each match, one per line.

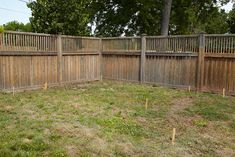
left=0, top=81, right=234, bottom=157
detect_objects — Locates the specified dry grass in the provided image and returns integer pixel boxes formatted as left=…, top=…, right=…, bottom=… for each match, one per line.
left=0, top=81, right=234, bottom=157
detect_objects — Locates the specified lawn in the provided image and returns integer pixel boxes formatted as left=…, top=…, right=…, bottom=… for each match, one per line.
left=0, top=81, right=235, bottom=157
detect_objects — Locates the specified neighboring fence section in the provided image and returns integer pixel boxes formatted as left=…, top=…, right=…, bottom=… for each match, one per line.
left=0, top=31, right=235, bottom=95
left=0, top=31, right=100, bottom=91
left=102, top=37, right=141, bottom=82
left=203, top=35, right=235, bottom=94
left=144, top=36, right=198, bottom=88
left=101, top=34, right=235, bottom=95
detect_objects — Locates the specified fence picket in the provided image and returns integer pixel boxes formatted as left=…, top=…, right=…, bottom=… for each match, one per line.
left=0, top=31, right=235, bottom=95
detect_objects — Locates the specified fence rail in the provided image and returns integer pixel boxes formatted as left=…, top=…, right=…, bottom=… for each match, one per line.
left=0, top=31, right=101, bottom=91
left=146, top=35, right=199, bottom=53
left=205, top=34, right=235, bottom=54
left=62, top=36, right=100, bottom=54
left=0, top=31, right=57, bottom=53
left=0, top=31, right=235, bottom=95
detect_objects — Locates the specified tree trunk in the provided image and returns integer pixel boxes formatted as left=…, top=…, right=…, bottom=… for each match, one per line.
left=161, top=0, right=172, bottom=36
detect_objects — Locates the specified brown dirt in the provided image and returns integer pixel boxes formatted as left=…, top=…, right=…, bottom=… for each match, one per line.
left=169, top=97, right=194, bottom=115
left=66, top=145, right=78, bottom=157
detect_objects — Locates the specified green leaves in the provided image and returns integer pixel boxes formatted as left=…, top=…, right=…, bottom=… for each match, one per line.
left=3, top=21, right=31, bottom=32
left=27, top=0, right=234, bottom=36
left=91, top=0, right=162, bottom=36
left=228, top=8, right=235, bottom=33
left=0, top=26, right=4, bottom=33
left=27, top=0, right=91, bottom=36
left=170, top=0, right=230, bottom=34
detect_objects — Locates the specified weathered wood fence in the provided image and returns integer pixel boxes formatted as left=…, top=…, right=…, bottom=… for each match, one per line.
left=102, top=34, right=235, bottom=95
left=0, top=31, right=101, bottom=91
left=0, top=31, right=235, bottom=95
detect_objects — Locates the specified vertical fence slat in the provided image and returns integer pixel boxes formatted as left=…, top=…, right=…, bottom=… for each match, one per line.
left=140, top=34, right=146, bottom=84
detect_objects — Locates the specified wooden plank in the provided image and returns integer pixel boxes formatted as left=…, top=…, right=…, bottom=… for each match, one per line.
left=140, top=34, right=146, bottom=84
left=196, top=33, right=205, bottom=91
left=57, top=34, right=62, bottom=85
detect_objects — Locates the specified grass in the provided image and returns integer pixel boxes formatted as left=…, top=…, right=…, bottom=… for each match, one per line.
left=0, top=81, right=234, bottom=157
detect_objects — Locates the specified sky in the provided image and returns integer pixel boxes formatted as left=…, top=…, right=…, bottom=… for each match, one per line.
left=0, top=0, right=31, bottom=25
left=0, top=0, right=234, bottom=25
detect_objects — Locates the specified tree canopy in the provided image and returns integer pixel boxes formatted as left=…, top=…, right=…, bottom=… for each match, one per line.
left=90, top=0, right=162, bottom=36
left=27, top=0, right=234, bottom=36
left=228, top=8, right=235, bottom=33
left=170, top=0, right=230, bottom=34
left=3, top=21, right=32, bottom=32
left=27, top=0, right=91, bottom=35
left=0, top=26, right=4, bottom=33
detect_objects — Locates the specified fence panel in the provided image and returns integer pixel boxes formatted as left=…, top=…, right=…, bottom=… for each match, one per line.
left=61, top=36, right=101, bottom=83
left=203, top=35, right=235, bottom=95
left=62, top=36, right=100, bottom=53
left=144, top=36, right=199, bottom=88
left=0, top=32, right=101, bottom=91
left=102, top=37, right=141, bottom=82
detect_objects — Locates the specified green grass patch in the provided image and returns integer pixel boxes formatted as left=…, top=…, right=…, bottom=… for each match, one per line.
left=0, top=81, right=234, bottom=156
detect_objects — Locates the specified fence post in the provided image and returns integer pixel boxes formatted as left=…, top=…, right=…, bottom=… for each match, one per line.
left=196, top=32, right=205, bottom=92
left=99, top=37, right=103, bottom=81
left=57, top=33, right=62, bottom=85
left=140, top=34, right=146, bottom=84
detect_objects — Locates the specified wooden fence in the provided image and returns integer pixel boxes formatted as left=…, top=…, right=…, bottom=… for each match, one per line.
left=0, top=31, right=235, bottom=95
left=0, top=31, right=101, bottom=91
left=102, top=34, right=235, bottom=95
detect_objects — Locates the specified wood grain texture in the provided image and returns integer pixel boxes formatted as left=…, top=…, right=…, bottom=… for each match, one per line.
left=62, top=55, right=100, bottom=83
left=102, top=54, right=140, bottom=82
left=0, top=32, right=100, bottom=91
left=145, top=55, right=197, bottom=88
left=1, top=32, right=235, bottom=95
left=0, top=56, right=58, bottom=90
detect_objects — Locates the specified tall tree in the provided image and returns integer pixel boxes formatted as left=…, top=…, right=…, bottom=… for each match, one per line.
left=227, top=0, right=235, bottom=33
left=161, top=0, right=172, bottom=35
left=91, top=0, right=231, bottom=36
left=170, top=0, right=230, bottom=34
left=28, top=0, right=91, bottom=35
left=3, top=21, right=32, bottom=32
left=27, top=0, right=232, bottom=36
left=90, top=0, right=162, bottom=37
left=204, top=9, right=228, bottom=34
left=228, top=8, right=235, bottom=33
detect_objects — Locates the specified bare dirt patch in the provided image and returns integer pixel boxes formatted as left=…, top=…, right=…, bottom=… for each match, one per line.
left=66, top=145, right=78, bottom=157
left=169, top=97, right=194, bottom=115
left=0, top=104, right=14, bottom=111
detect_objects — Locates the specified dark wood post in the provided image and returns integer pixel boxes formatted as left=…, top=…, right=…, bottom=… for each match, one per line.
left=140, top=34, right=147, bottom=84
left=196, top=32, right=205, bottom=92
left=99, top=37, right=103, bottom=81
left=57, top=33, right=63, bottom=85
